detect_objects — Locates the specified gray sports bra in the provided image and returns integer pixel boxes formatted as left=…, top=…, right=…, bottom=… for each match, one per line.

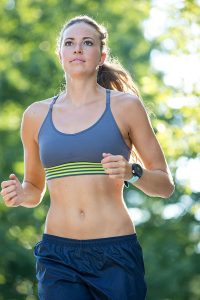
left=38, top=89, right=131, bottom=180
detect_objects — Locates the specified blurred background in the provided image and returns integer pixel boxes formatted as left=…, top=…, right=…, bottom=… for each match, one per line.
left=0, top=0, right=200, bottom=299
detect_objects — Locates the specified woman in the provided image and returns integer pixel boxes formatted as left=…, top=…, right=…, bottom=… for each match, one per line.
left=0, top=15, right=174, bottom=300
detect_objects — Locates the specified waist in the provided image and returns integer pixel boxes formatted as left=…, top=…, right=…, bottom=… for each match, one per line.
left=44, top=186, right=135, bottom=239
left=44, top=207, right=135, bottom=239
left=42, top=232, right=137, bottom=246
left=44, top=175, right=135, bottom=238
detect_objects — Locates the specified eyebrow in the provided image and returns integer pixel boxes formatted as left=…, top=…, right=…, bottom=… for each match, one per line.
left=64, top=37, right=95, bottom=41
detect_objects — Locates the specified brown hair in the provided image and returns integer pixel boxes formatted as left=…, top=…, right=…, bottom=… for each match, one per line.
left=56, top=15, right=143, bottom=163
left=56, top=15, right=141, bottom=98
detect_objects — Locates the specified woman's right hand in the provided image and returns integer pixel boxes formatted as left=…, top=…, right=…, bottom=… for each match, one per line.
left=0, top=174, right=25, bottom=207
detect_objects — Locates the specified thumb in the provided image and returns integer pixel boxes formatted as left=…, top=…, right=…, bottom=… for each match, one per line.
left=102, top=152, right=112, bottom=157
left=9, top=173, right=20, bottom=182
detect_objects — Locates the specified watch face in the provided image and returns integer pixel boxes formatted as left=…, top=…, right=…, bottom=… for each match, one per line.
left=132, top=163, right=143, bottom=178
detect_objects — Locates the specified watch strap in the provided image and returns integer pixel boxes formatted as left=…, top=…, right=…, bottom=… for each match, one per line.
left=124, top=174, right=140, bottom=188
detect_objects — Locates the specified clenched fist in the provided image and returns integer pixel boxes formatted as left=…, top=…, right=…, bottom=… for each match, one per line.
left=0, top=174, right=25, bottom=207
left=101, top=152, right=132, bottom=180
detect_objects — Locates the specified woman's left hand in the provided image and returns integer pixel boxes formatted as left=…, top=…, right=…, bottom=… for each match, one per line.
left=101, top=153, right=132, bottom=181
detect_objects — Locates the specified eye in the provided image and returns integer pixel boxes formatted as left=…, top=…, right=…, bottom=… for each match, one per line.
left=84, top=40, right=93, bottom=46
left=64, top=41, right=72, bottom=46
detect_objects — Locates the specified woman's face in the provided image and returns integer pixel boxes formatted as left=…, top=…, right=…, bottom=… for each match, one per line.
left=59, top=22, right=106, bottom=78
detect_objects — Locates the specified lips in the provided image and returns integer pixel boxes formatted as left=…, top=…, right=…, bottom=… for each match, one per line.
left=70, top=58, right=85, bottom=62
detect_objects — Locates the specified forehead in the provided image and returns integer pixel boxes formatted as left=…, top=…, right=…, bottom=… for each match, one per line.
left=63, top=22, right=99, bottom=40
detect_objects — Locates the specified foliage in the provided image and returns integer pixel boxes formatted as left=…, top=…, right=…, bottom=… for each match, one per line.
left=0, top=0, right=199, bottom=299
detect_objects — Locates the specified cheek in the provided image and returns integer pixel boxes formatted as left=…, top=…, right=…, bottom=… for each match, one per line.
left=60, top=48, right=69, bottom=59
left=88, top=48, right=101, bottom=62
left=60, top=50, right=72, bottom=66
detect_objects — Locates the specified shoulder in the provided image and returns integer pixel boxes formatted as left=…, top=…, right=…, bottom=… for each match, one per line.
left=110, top=90, right=147, bottom=121
left=23, top=97, right=53, bottom=120
left=21, top=97, right=54, bottom=142
left=110, top=90, right=143, bottom=109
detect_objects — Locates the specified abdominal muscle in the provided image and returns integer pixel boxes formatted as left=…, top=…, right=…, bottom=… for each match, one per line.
left=44, top=174, right=136, bottom=239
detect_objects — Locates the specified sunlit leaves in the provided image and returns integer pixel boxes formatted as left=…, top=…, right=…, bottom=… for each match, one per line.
left=0, top=0, right=199, bottom=299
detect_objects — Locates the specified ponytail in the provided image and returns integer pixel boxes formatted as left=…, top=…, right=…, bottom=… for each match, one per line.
left=97, top=58, right=140, bottom=98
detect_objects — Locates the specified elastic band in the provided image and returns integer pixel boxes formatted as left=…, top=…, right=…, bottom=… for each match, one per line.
left=42, top=232, right=137, bottom=247
left=45, top=161, right=106, bottom=180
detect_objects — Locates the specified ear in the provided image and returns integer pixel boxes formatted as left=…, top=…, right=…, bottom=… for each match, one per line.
left=99, top=52, right=106, bottom=66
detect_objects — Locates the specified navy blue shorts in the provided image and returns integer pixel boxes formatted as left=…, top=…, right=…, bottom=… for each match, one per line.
left=34, top=233, right=147, bottom=300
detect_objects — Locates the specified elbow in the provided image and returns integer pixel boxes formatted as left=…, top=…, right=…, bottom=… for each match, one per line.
left=146, top=181, right=175, bottom=199
left=159, top=171, right=175, bottom=199
left=161, top=182, right=175, bottom=199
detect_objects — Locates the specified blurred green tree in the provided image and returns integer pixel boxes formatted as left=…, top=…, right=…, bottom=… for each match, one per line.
left=0, top=0, right=199, bottom=299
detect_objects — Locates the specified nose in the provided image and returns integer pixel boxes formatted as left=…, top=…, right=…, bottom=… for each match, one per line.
left=74, top=43, right=83, bottom=54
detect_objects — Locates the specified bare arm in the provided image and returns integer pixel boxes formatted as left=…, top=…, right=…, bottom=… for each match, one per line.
left=127, top=96, right=174, bottom=197
left=101, top=94, right=175, bottom=198
left=20, top=103, right=46, bottom=207
left=1, top=103, right=46, bottom=208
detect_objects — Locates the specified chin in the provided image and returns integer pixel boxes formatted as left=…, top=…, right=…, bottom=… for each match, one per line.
left=66, top=69, right=96, bottom=78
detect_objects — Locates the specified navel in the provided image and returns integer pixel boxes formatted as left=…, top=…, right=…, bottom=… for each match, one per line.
left=79, top=209, right=85, bottom=218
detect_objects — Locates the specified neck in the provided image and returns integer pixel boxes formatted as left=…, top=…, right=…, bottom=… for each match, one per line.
left=64, top=75, right=103, bottom=107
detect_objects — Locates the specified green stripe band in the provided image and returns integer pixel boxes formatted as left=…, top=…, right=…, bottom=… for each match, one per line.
left=45, top=162, right=106, bottom=180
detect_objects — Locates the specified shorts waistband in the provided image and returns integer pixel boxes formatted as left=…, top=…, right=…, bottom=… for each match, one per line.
left=42, top=233, right=137, bottom=247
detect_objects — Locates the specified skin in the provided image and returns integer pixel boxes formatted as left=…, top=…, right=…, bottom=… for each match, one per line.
left=0, top=22, right=175, bottom=239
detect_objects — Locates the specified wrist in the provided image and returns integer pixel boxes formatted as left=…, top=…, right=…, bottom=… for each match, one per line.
left=124, top=163, right=143, bottom=188
left=126, top=163, right=133, bottom=181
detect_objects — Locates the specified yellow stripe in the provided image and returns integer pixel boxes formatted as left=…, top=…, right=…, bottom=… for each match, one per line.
left=46, top=167, right=104, bottom=175
left=45, top=164, right=104, bottom=173
left=45, top=162, right=102, bottom=171
left=46, top=170, right=106, bottom=180
left=45, top=162, right=106, bottom=180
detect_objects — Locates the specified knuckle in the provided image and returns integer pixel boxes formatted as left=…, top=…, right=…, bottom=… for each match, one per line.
left=4, top=195, right=10, bottom=201
left=6, top=200, right=12, bottom=207
left=122, top=161, right=126, bottom=167
left=122, top=167, right=126, bottom=173
left=11, top=185, right=16, bottom=192
left=1, top=181, right=5, bottom=188
left=10, top=199, right=16, bottom=206
left=120, top=168, right=123, bottom=174
left=11, top=192, right=17, bottom=199
left=6, top=198, right=16, bottom=207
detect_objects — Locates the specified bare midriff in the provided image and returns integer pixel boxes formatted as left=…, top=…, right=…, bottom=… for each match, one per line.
left=44, top=174, right=136, bottom=239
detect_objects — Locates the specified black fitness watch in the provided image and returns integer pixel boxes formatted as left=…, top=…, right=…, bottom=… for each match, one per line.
left=124, top=163, right=143, bottom=188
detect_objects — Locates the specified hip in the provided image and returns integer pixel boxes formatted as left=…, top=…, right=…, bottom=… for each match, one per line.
left=34, top=232, right=147, bottom=299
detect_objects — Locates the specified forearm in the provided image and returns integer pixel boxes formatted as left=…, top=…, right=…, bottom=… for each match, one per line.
left=132, top=168, right=175, bottom=198
left=20, top=181, right=46, bottom=208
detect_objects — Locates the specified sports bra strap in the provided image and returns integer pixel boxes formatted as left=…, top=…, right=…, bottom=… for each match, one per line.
left=106, top=89, right=110, bottom=106
left=50, top=95, right=59, bottom=109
